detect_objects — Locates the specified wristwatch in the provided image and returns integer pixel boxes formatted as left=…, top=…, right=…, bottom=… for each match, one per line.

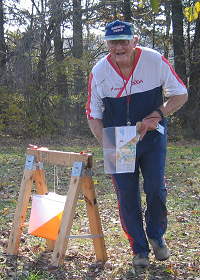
left=155, top=108, right=164, bottom=119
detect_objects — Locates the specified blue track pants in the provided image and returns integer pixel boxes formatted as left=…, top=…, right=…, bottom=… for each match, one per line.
left=112, top=130, right=168, bottom=254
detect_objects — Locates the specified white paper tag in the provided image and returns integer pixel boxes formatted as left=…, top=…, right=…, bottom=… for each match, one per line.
left=156, top=124, right=164, bottom=135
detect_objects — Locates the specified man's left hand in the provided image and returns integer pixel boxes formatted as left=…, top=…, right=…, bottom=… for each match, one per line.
left=138, top=111, right=162, bottom=141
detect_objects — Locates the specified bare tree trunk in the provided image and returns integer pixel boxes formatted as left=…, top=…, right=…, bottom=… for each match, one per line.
left=73, top=0, right=83, bottom=59
left=73, top=0, right=85, bottom=124
left=164, top=0, right=171, bottom=59
left=184, top=16, right=200, bottom=135
left=171, top=0, right=186, bottom=84
left=123, top=0, right=132, bottom=22
left=34, top=0, right=64, bottom=89
left=0, top=0, right=6, bottom=83
left=54, top=25, right=69, bottom=130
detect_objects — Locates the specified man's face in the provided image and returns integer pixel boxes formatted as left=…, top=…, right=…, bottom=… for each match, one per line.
left=106, top=38, right=137, bottom=65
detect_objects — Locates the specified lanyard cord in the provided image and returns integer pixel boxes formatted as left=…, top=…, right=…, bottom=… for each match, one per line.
left=116, top=61, right=134, bottom=126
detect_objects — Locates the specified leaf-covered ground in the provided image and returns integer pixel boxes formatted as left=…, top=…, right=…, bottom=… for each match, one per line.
left=0, top=136, right=200, bottom=279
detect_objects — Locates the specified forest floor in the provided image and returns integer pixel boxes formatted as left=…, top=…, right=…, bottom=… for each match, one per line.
left=0, top=136, right=200, bottom=280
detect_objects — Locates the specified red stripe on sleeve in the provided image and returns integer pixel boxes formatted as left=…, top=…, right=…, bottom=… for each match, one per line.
left=86, top=73, right=94, bottom=120
left=162, top=55, right=187, bottom=88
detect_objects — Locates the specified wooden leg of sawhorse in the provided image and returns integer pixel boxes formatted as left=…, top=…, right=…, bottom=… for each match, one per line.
left=81, top=170, right=107, bottom=262
left=50, top=164, right=84, bottom=267
left=7, top=167, right=35, bottom=255
left=34, top=164, right=48, bottom=195
left=50, top=164, right=107, bottom=268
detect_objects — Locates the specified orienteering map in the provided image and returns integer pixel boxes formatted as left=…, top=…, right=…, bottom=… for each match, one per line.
left=115, top=126, right=138, bottom=173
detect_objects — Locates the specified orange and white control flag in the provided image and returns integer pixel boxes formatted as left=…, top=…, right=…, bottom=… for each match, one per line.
left=28, top=192, right=66, bottom=240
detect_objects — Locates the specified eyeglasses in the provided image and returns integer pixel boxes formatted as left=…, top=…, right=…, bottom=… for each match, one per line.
left=107, top=40, right=130, bottom=48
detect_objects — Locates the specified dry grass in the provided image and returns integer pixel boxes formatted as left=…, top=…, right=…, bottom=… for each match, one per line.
left=0, top=137, right=200, bottom=279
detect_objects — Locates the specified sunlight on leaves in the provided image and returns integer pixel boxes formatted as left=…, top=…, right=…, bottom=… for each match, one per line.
left=162, top=266, right=174, bottom=274
left=137, top=0, right=144, bottom=8
left=9, top=199, right=17, bottom=203
left=150, top=0, right=159, bottom=13
left=136, top=0, right=159, bottom=13
left=184, top=1, right=200, bottom=22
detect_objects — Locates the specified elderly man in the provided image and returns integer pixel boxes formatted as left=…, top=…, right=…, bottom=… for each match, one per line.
left=86, top=20, right=188, bottom=267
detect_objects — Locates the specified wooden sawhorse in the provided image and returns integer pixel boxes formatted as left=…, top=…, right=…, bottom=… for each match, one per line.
left=6, top=147, right=107, bottom=267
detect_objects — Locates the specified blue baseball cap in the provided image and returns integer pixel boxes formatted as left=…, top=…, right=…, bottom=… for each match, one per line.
left=104, top=20, right=134, bottom=41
